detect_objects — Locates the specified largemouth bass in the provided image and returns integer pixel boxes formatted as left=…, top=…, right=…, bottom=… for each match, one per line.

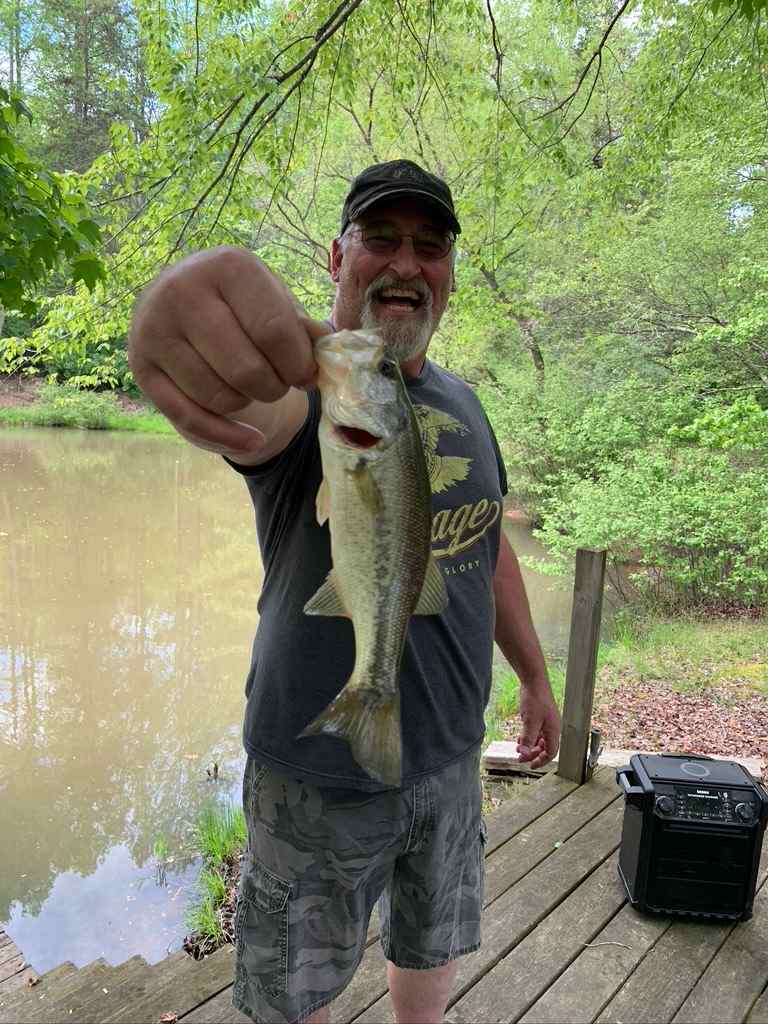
left=299, top=329, right=448, bottom=786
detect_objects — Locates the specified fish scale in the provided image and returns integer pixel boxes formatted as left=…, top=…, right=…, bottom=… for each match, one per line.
left=299, top=330, right=448, bottom=786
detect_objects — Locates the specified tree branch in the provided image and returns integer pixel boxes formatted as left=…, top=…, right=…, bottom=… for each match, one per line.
left=534, top=0, right=633, bottom=122
left=169, top=0, right=366, bottom=257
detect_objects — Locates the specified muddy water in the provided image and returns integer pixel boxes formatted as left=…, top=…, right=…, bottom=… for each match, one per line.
left=0, top=427, right=571, bottom=972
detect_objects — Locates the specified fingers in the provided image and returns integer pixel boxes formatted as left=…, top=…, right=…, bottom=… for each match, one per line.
left=184, top=298, right=293, bottom=406
left=128, top=247, right=328, bottom=449
left=294, top=317, right=330, bottom=391
left=214, top=250, right=320, bottom=392
left=517, top=732, right=548, bottom=770
left=141, top=368, right=267, bottom=453
left=517, top=710, right=561, bottom=769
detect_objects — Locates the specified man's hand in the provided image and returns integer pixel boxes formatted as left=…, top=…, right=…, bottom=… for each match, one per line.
left=128, top=247, right=329, bottom=455
left=517, top=685, right=561, bottom=770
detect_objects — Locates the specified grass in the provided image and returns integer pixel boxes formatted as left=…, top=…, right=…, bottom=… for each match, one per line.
left=185, top=801, right=246, bottom=949
left=484, top=613, right=767, bottom=750
left=195, top=801, right=247, bottom=863
left=0, top=378, right=175, bottom=434
left=599, top=613, right=768, bottom=693
left=484, top=660, right=566, bottom=745
left=188, top=867, right=228, bottom=944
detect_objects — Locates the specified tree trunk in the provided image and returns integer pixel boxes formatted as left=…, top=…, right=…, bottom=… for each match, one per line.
left=479, top=265, right=546, bottom=381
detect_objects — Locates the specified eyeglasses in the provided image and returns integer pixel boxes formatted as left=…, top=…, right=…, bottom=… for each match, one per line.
left=351, top=224, right=454, bottom=260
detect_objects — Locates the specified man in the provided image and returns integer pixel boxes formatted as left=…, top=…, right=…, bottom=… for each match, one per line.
left=129, top=160, right=561, bottom=1024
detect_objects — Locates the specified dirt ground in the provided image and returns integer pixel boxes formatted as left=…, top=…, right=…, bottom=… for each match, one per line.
left=503, top=673, right=768, bottom=768
left=0, top=375, right=42, bottom=407
left=0, top=374, right=146, bottom=413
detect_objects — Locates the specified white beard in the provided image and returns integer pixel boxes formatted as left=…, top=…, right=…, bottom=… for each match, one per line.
left=359, top=276, right=434, bottom=362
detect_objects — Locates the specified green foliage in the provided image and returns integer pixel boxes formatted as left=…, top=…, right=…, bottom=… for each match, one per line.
left=670, top=396, right=768, bottom=450
left=0, top=395, right=173, bottom=433
left=19, top=0, right=152, bottom=174
left=710, top=0, right=768, bottom=20
left=0, top=86, right=105, bottom=318
left=17, top=377, right=121, bottom=428
left=152, top=835, right=169, bottom=860
left=0, top=375, right=173, bottom=433
left=535, top=446, right=768, bottom=611
left=185, top=799, right=245, bottom=945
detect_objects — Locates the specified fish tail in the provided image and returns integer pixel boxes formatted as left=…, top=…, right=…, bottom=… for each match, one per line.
left=299, top=686, right=402, bottom=786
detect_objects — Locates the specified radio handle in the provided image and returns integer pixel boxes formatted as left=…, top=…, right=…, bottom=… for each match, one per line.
left=616, top=767, right=644, bottom=805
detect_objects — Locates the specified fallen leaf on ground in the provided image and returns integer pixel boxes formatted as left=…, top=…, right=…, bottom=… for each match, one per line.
left=159, top=1014, right=178, bottom=1023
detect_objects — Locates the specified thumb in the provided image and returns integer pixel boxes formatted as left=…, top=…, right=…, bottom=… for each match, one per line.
left=517, top=722, right=542, bottom=759
left=301, top=316, right=333, bottom=341
left=293, top=317, right=330, bottom=392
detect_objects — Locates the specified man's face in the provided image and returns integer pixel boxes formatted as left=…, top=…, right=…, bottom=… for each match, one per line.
left=330, top=198, right=455, bottom=363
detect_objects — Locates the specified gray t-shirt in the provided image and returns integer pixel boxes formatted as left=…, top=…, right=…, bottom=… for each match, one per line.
left=228, top=359, right=508, bottom=789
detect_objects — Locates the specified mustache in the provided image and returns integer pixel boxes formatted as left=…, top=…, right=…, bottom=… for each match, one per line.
left=365, top=273, right=432, bottom=305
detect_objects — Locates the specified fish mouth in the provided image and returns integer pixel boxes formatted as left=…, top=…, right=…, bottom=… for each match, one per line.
left=334, top=424, right=382, bottom=449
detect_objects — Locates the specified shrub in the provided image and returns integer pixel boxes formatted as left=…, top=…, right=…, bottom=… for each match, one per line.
left=36, top=377, right=120, bottom=428
left=534, top=445, right=768, bottom=611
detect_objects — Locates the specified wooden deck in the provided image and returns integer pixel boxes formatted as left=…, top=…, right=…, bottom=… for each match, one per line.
left=3, top=766, right=768, bottom=1023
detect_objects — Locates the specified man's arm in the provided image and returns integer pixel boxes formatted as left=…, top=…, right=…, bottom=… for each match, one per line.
left=493, top=531, right=561, bottom=768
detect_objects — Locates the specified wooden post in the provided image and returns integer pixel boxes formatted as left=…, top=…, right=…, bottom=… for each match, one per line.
left=557, top=548, right=607, bottom=784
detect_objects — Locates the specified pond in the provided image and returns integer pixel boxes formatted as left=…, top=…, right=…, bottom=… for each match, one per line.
left=0, top=426, right=573, bottom=973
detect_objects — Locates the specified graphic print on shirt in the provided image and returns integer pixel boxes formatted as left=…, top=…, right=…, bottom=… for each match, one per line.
left=412, top=404, right=502, bottom=564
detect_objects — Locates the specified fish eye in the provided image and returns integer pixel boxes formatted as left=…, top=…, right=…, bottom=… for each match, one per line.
left=379, top=359, right=398, bottom=379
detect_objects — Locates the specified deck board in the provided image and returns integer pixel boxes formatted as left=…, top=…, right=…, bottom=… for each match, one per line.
left=446, top=854, right=625, bottom=1023
left=520, top=899, right=669, bottom=1023
left=596, top=917, right=734, bottom=1024
left=748, top=986, right=768, bottom=1024
left=672, top=884, right=768, bottom=1024
left=597, top=847, right=768, bottom=1024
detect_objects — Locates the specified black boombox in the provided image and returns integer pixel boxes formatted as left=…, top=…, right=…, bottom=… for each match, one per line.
left=617, top=753, right=768, bottom=921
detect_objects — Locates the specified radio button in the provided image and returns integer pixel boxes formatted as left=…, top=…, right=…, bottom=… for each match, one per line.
left=735, top=802, right=755, bottom=823
left=655, top=795, right=675, bottom=815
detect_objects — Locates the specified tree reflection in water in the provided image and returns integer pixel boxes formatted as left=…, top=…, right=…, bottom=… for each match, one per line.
left=0, top=428, right=261, bottom=968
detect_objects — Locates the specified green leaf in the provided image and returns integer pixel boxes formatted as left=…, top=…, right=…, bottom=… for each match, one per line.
left=71, top=254, right=106, bottom=291
left=75, top=219, right=102, bottom=245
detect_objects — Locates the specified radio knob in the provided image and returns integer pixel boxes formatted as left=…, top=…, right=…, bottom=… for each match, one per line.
left=735, top=802, right=755, bottom=823
left=655, top=795, right=675, bottom=815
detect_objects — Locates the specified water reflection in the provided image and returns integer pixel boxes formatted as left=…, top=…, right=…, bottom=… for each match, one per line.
left=501, top=516, right=574, bottom=658
left=0, top=427, right=572, bottom=973
left=0, top=428, right=259, bottom=970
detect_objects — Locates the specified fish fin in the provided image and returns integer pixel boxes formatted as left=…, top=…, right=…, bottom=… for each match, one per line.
left=413, top=554, right=449, bottom=615
left=299, top=686, right=402, bottom=786
left=315, top=477, right=330, bottom=526
left=303, top=569, right=349, bottom=617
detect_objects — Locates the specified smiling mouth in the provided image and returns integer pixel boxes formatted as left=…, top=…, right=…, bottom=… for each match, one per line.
left=336, top=425, right=381, bottom=449
left=375, top=287, right=425, bottom=310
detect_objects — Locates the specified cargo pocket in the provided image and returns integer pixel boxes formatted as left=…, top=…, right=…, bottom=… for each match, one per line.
left=234, top=861, right=293, bottom=1000
left=243, top=758, right=270, bottom=821
left=478, top=818, right=488, bottom=905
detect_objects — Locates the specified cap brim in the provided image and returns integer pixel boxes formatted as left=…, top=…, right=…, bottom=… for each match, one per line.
left=349, top=186, right=461, bottom=235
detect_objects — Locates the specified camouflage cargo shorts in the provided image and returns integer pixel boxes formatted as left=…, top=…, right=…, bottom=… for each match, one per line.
left=232, top=747, right=487, bottom=1024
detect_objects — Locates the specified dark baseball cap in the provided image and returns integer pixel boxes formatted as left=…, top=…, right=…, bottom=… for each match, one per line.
left=340, top=159, right=461, bottom=236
